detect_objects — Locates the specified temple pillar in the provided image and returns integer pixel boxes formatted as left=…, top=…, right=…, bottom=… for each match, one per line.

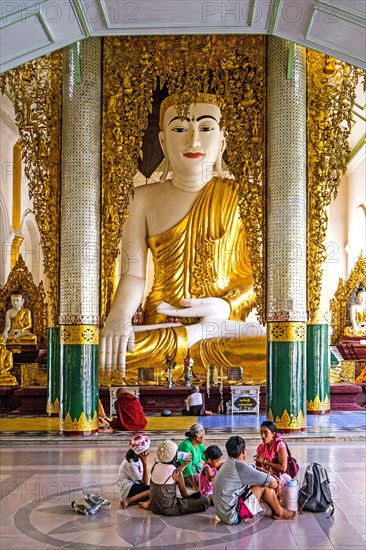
left=307, top=263, right=331, bottom=414
left=266, top=38, right=307, bottom=433
left=46, top=326, right=60, bottom=416
left=59, top=39, right=101, bottom=435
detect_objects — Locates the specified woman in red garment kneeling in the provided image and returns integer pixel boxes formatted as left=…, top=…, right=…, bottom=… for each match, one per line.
left=110, top=388, right=147, bottom=431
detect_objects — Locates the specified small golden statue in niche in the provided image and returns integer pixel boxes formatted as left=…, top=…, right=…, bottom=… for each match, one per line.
left=0, top=336, right=18, bottom=386
left=3, top=290, right=37, bottom=345
left=344, top=285, right=366, bottom=336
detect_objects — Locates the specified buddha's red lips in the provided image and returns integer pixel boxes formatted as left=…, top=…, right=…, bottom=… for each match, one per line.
left=183, top=152, right=204, bottom=158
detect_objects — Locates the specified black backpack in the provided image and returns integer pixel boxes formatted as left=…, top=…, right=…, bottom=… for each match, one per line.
left=298, top=462, right=334, bottom=517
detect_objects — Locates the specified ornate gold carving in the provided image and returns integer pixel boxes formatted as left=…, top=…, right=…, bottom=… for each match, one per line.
left=60, top=325, right=99, bottom=345
left=61, top=411, right=99, bottom=432
left=21, top=363, right=47, bottom=387
left=10, top=236, right=24, bottom=270
left=268, top=322, right=306, bottom=342
left=307, top=395, right=331, bottom=411
left=274, top=408, right=306, bottom=430
left=0, top=52, right=62, bottom=327
left=46, top=397, right=60, bottom=414
left=339, top=360, right=356, bottom=383
left=307, top=53, right=360, bottom=323
left=330, top=253, right=366, bottom=343
left=0, top=255, right=47, bottom=346
left=102, top=36, right=266, bottom=324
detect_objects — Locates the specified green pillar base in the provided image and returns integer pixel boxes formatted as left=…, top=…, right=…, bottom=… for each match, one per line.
left=47, top=327, right=60, bottom=417
left=60, top=325, right=99, bottom=436
left=306, top=324, right=330, bottom=414
left=267, top=323, right=307, bottom=433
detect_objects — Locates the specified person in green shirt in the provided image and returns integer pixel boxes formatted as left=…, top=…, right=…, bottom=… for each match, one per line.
left=177, top=424, right=206, bottom=490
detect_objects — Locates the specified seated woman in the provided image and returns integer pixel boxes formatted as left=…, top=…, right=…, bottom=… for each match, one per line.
left=177, top=424, right=206, bottom=490
left=3, top=290, right=37, bottom=345
left=110, top=388, right=147, bottom=431
left=147, top=439, right=210, bottom=516
left=182, top=387, right=203, bottom=416
left=254, top=420, right=288, bottom=479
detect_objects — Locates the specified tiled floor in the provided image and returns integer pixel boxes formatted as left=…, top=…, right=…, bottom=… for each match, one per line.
left=1, top=411, right=365, bottom=443
left=1, top=434, right=365, bottom=549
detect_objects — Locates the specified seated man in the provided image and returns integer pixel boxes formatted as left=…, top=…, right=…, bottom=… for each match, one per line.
left=3, top=290, right=37, bottom=345
left=110, top=388, right=147, bottom=431
left=182, top=386, right=203, bottom=416
left=0, top=336, right=18, bottom=386
left=213, top=436, right=297, bottom=524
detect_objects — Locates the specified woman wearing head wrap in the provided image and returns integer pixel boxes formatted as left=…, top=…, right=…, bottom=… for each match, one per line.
left=146, top=439, right=209, bottom=516
left=117, top=434, right=151, bottom=508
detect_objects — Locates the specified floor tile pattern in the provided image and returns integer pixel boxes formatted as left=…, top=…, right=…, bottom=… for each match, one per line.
left=1, top=439, right=365, bottom=549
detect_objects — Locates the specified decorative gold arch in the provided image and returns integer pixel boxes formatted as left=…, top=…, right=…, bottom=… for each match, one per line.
left=307, top=53, right=360, bottom=323
left=0, top=52, right=62, bottom=327
left=101, top=35, right=266, bottom=324
left=330, top=253, right=366, bottom=344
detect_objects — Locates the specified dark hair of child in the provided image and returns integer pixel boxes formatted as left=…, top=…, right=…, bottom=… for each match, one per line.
left=204, top=445, right=223, bottom=461
left=225, top=435, right=246, bottom=458
left=125, top=449, right=139, bottom=462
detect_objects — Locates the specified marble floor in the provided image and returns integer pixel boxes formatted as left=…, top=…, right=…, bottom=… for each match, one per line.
left=1, top=435, right=366, bottom=550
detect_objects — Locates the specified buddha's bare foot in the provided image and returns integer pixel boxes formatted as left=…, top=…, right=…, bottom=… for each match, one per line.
left=272, top=509, right=297, bottom=520
left=139, top=500, right=151, bottom=510
left=120, top=499, right=129, bottom=509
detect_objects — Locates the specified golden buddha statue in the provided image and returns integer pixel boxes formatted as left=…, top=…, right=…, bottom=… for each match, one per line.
left=3, top=291, right=37, bottom=345
left=345, top=285, right=366, bottom=336
left=100, top=94, right=266, bottom=383
left=0, top=336, right=18, bottom=386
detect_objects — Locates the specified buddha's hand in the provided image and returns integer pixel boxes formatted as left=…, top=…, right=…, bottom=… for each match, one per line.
left=157, top=298, right=230, bottom=321
left=99, top=317, right=135, bottom=371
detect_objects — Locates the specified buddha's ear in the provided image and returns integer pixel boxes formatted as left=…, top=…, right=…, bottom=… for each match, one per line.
left=158, top=130, right=166, bottom=156
left=220, top=129, right=227, bottom=155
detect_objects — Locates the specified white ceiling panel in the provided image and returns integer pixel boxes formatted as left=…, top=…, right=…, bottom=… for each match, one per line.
left=0, top=0, right=88, bottom=73
left=0, top=0, right=365, bottom=73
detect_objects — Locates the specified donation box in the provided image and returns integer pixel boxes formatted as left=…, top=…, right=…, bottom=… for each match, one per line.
left=230, top=386, right=260, bottom=414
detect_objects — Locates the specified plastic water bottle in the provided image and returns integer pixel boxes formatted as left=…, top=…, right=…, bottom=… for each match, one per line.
left=283, top=479, right=298, bottom=512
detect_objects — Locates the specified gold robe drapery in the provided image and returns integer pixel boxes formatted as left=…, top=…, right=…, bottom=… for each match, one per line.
left=125, top=178, right=266, bottom=384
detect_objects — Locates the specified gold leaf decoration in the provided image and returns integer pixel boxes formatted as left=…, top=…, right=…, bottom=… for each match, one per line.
left=0, top=52, right=62, bottom=326
left=268, top=322, right=306, bottom=342
left=102, top=35, right=266, bottom=324
left=307, top=53, right=360, bottom=323
left=275, top=408, right=306, bottom=430
left=306, top=395, right=331, bottom=411
left=61, top=411, right=99, bottom=432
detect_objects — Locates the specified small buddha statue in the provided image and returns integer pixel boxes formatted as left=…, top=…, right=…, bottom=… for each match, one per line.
left=345, top=285, right=366, bottom=336
left=3, top=290, right=37, bottom=345
left=0, top=336, right=18, bottom=386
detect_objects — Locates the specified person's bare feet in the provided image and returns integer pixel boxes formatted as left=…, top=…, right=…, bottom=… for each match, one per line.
left=272, top=509, right=297, bottom=520
left=139, top=500, right=151, bottom=510
left=120, top=499, right=129, bottom=509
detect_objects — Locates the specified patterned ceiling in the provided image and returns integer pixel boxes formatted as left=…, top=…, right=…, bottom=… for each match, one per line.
left=0, top=0, right=365, bottom=74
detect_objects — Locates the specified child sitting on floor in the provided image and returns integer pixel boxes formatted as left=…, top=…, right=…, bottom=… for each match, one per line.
left=117, top=434, right=151, bottom=508
left=198, top=445, right=223, bottom=502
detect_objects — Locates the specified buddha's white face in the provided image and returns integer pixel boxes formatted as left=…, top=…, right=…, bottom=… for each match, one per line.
left=11, top=295, right=24, bottom=309
left=159, top=103, right=225, bottom=178
left=356, top=291, right=366, bottom=306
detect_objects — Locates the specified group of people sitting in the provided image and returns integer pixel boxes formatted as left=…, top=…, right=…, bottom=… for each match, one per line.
left=117, top=421, right=298, bottom=525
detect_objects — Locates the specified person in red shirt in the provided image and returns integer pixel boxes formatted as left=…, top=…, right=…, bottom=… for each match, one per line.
left=110, top=388, right=147, bottom=431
